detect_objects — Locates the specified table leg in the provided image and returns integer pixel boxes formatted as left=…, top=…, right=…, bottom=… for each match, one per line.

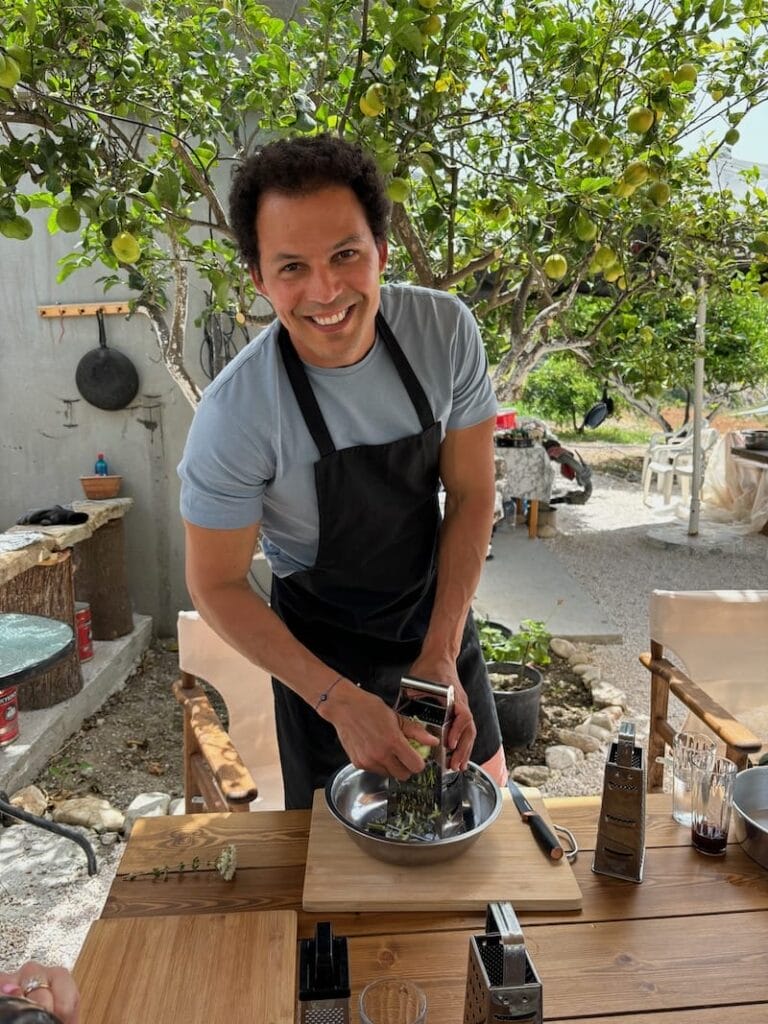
left=528, top=499, right=539, bottom=539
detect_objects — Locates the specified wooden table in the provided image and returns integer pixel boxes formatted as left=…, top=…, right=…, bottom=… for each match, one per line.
left=77, top=793, right=768, bottom=1023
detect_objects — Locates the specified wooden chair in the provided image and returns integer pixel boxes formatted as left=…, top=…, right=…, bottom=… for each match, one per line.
left=173, top=611, right=284, bottom=813
left=640, top=589, right=768, bottom=791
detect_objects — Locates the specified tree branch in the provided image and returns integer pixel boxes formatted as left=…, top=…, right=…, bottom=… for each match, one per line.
left=435, top=249, right=500, bottom=291
left=171, top=139, right=229, bottom=228
left=391, top=204, right=435, bottom=287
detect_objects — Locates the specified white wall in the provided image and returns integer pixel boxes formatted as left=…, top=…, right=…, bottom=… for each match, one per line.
left=0, top=205, right=196, bottom=635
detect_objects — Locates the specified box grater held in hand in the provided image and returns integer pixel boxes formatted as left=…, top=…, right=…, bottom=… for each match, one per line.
left=463, top=901, right=543, bottom=1024
left=387, top=677, right=465, bottom=839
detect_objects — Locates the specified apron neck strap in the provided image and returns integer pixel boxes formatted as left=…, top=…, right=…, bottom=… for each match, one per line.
left=277, top=324, right=335, bottom=457
left=277, top=311, right=436, bottom=458
left=374, top=311, right=434, bottom=432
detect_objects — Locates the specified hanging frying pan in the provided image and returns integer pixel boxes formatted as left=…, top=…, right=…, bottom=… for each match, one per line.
left=75, top=309, right=139, bottom=410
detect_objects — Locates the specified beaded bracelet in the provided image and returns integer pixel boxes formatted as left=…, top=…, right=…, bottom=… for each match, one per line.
left=314, top=674, right=343, bottom=711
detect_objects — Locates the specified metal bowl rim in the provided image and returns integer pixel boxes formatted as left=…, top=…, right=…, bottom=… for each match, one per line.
left=324, top=761, right=503, bottom=849
left=733, top=765, right=768, bottom=832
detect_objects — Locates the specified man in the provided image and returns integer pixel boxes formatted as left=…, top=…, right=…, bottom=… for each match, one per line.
left=179, top=134, right=506, bottom=809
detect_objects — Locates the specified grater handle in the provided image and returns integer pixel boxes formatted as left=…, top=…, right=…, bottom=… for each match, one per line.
left=486, top=902, right=527, bottom=986
left=398, top=676, right=455, bottom=711
left=616, top=720, right=636, bottom=767
left=314, top=921, right=334, bottom=988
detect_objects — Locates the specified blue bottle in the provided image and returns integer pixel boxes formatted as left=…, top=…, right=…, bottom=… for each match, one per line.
left=94, top=452, right=109, bottom=476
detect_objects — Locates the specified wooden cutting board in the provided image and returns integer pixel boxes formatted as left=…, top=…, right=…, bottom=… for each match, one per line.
left=303, top=788, right=582, bottom=912
left=74, top=910, right=297, bottom=1024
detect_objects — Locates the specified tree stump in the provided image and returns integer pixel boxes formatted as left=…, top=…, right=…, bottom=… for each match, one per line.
left=0, top=549, right=83, bottom=710
left=73, top=517, right=133, bottom=639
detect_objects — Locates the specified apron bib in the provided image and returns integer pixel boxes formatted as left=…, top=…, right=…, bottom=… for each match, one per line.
left=271, top=311, right=500, bottom=807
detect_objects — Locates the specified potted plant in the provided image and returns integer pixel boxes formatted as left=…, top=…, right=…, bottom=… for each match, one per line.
left=477, top=618, right=551, bottom=749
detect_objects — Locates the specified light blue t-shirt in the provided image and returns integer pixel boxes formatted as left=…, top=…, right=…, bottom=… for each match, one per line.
left=179, top=284, right=497, bottom=575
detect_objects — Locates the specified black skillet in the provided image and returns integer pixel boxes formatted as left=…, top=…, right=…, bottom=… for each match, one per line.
left=75, top=309, right=139, bottom=410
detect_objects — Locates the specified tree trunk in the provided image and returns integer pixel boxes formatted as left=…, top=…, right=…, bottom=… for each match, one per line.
left=73, top=518, right=134, bottom=640
left=0, top=550, right=82, bottom=710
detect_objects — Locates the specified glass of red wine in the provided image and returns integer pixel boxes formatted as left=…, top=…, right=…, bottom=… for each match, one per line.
left=690, top=753, right=738, bottom=856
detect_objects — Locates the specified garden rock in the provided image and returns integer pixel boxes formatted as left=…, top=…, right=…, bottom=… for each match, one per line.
left=9, top=785, right=48, bottom=817
left=581, top=666, right=602, bottom=684
left=555, top=728, right=603, bottom=754
left=575, top=721, right=614, bottom=744
left=52, top=796, right=124, bottom=833
left=511, top=764, right=551, bottom=787
left=571, top=663, right=591, bottom=676
left=123, top=791, right=171, bottom=836
left=550, top=638, right=576, bottom=659
left=590, top=682, right=627, bottom=708
left=545, top=745, right=584, bottom=770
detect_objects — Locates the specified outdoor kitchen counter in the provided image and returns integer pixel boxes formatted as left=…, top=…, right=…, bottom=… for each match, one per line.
left=0, top=498, right=133, bottom=588
left=76, top=792, right=768, bottom=1023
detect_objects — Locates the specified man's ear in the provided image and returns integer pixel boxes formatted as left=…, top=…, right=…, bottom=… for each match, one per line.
left=377, top=239, right=388, bottom=274
left=250, top=265, right=267, bottom=296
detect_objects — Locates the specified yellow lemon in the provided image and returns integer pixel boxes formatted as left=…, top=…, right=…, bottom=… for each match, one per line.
left=111, top=231, right=141, bottom=263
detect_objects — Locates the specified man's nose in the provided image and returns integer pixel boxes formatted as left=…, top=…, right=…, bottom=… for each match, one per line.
left=307, top=264, right=343, bottom=304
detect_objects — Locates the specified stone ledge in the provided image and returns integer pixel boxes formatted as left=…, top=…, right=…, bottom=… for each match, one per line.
left=2, top=613, right=152, bottom=793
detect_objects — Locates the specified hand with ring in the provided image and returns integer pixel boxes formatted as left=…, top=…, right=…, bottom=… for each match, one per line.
left=0, top=961, right=80, bottom=1024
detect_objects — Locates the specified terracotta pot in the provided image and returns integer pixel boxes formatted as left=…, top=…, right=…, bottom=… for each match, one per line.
left=79, top=474, right=122, bottom=500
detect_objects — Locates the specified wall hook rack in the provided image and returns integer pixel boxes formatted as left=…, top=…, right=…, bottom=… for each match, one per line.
left=38, top=302, right=131, bottom=319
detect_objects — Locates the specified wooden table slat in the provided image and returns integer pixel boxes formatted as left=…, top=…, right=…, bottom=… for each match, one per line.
left=345, top=911, right=768, bottom=1023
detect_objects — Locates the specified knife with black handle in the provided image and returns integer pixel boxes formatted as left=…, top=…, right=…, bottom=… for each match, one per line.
left=507, top=778, right=564, bottom=860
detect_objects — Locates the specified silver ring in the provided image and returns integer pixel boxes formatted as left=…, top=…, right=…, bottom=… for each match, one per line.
left=22, top=977, right=52, bottom=996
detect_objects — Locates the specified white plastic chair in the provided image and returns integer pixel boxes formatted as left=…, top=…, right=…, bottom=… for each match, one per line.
left=640, top=589, right=768, bottom=791
left=642, top=427, right=718, bottom=505
left=173, top=610, right=284, bottom=812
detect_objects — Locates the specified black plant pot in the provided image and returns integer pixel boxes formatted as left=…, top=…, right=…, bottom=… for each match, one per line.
left=488, top=661, right=543, bottom=749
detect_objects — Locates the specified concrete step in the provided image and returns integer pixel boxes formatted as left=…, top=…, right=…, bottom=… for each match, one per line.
left=2, top=613, right=152, bottom=793
left=474, top=524, right=621, bottom=643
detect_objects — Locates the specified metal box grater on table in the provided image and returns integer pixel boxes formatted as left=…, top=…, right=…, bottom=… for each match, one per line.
left=463, top=902, right=543, bottom=1024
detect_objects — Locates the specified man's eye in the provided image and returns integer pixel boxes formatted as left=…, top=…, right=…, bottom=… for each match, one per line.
left=335, top=249, right=357, bottom=261
left=280, top=263, right=300, bottom=273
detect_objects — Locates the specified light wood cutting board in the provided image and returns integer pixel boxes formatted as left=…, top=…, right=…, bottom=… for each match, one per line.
left=74, top=910, right=297, bottom=1024
left=303, top=788, right=582, bottom=912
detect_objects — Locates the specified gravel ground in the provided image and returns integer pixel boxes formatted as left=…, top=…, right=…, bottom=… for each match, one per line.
left=2, top=455, right=766, bottom=971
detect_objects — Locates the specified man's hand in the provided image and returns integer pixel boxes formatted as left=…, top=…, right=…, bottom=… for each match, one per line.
left=407, top=655, right=477, bottom=772
left=319, top=682, right=438, bottom=778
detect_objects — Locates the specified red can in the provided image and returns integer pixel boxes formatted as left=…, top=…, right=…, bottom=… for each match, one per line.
left=75, top=601, right=94, bottom=662
left=0, top=686, right=19, bottom=746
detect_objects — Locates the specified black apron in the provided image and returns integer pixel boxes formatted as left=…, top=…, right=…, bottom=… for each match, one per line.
left=271, top=311, right=501, bottom=808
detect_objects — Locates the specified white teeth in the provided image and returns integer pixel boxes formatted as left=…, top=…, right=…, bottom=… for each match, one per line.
left=311, top=308, right=348, bottom=326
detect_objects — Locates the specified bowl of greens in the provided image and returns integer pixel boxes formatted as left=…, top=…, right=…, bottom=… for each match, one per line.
left=325, top=761, right=502, bottom=866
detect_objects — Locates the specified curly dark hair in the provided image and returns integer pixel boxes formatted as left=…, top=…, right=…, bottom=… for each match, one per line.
left=228, top=135, right=391, bottom=271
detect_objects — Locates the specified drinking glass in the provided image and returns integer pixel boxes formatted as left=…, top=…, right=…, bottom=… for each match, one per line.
left=359, top=979, right=427, bottom=1024
left=672, top=732, right=716, bottom=827
left=690, top=753, right=737, bottom=856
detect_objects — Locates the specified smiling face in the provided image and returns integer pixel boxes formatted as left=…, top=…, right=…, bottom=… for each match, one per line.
left=250, top=185, right=388, bottom=368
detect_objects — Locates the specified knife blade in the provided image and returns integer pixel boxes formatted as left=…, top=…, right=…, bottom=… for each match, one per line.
left=507, top=778, right=564, bottom=861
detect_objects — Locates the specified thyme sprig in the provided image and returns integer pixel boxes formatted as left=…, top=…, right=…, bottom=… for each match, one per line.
left=126, top=843, right=237, bottom=882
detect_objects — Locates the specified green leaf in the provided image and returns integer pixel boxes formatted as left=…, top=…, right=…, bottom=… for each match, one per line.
left=579, top=177, right=613, bottom=193
left=154, top=167, right=180, bottom=208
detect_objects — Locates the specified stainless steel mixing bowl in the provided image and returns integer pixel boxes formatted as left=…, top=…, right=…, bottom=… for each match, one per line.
left=733, top=765, right=768, bottom=870
left=325, top=761, right=503, bottom=866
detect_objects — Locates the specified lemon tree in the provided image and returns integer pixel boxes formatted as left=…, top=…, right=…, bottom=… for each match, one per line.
left=0, top=0, right=766, bottom=411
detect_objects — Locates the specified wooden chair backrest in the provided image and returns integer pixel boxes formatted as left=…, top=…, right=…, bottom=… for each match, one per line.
left=649, top=589, right=768, bottom=734
left=177, top=611, right=284, bottom=810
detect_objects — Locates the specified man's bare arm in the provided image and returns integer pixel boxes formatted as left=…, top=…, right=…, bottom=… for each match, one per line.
left=183, top=520, right=434, bottom=777
left=409, top=415, right=496, bottom=767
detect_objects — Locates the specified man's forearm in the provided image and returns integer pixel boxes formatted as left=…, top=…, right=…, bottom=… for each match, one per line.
left=418, top=488, right=494, bottom=665
left=188, top=578, right=343, bottom=707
